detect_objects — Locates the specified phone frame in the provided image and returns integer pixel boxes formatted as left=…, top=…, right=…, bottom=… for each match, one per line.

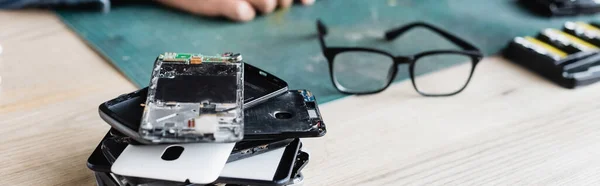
left=98, top=63, right=288, bottom=144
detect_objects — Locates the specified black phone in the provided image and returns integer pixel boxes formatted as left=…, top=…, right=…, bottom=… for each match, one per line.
left=99, top=63, right=288, bottom=144
left=101, top=89, right=326, bottom=144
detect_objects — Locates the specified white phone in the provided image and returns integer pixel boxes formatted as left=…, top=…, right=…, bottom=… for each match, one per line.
left=109, top=139, right=302, bottom=186
left=110, top=142, right=234, bottom=184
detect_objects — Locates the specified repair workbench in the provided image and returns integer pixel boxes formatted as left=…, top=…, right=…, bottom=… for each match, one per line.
left=2, top=9, right=600, bottom=186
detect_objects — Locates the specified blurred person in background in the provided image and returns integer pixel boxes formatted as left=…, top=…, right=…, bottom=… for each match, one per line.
left=0, top=0, right=316, bottom=22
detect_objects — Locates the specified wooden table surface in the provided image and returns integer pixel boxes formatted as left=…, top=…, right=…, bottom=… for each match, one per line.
left=2, top=11, right=600, bottom=186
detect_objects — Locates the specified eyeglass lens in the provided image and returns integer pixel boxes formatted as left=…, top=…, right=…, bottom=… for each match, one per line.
left=413, top=53, right=473, bottom=95
left=332, top=51, right=394, bottom=93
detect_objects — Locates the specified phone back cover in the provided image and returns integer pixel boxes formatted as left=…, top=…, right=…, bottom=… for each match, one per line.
left=111, top=142, right=234, bottom=184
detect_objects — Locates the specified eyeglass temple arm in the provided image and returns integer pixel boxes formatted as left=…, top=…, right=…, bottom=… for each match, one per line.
left=316, top=20, right=328, bottom=50
left=384, top=22, right=480, bottom=52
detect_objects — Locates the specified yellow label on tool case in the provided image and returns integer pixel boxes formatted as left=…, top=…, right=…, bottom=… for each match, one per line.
left=523, top=37, right=568, bottom=58
left=546, top=29, right=598, bottom=50
left=575, top=22, right=600, bottom=33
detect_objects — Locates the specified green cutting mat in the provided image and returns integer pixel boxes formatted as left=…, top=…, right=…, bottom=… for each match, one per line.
left=56, top=0, right=598, bottom=103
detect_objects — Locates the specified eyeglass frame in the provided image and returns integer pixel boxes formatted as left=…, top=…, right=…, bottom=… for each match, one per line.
left=316, top=20, right=484, bottom=97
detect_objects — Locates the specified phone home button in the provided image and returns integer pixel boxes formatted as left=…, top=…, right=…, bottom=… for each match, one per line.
left=161, top=146, right=185, bottom=161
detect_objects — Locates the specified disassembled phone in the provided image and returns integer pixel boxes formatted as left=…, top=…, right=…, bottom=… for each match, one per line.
left=88, top=52, right=324, bottom=186
left=111, top=141, right=236, bottom=183
left=99, top=63, right=287, bottom=145
left=93, top=148, right=307, bottom=186
left=113, top=139, right=303, bottom=186
left=244, top=90, right=326, bottom=139
left=90, top=131, right=297, bottom=171
left=101, top=89, right=325, bottom=142
left=88, top=132, right=304, bottom=186
left=100, top=133, right=295, bottom=164
left=140, top=52, right=244, bottom=143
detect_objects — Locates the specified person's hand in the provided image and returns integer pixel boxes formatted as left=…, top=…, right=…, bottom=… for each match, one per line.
left=156, top=0, right=315, bottom=22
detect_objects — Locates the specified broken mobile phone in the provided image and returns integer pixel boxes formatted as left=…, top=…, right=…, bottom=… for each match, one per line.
left=100, top=132, right=295, bottom=164
left=87, top=132, right=305, bottom=186
left=100, top=63, right=288, bottom=145
left=101, top=89, right=326, bottom=143
left=140, top=52, right=244, bottom=143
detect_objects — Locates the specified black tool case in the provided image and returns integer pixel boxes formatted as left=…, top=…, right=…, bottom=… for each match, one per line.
left=504, top=43, right=600, bottom=88
left=503, top=22, right=600, bottom=88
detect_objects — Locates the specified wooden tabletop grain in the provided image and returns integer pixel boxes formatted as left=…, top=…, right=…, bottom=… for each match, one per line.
left=2, top=10, right=600, bottom=186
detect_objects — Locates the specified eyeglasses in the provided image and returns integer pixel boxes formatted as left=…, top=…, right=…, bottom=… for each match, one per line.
left=316, top=20, right=483, bottom=97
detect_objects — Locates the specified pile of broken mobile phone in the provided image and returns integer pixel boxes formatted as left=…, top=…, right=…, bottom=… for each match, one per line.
left=87, top=52, right=326, bottom=186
